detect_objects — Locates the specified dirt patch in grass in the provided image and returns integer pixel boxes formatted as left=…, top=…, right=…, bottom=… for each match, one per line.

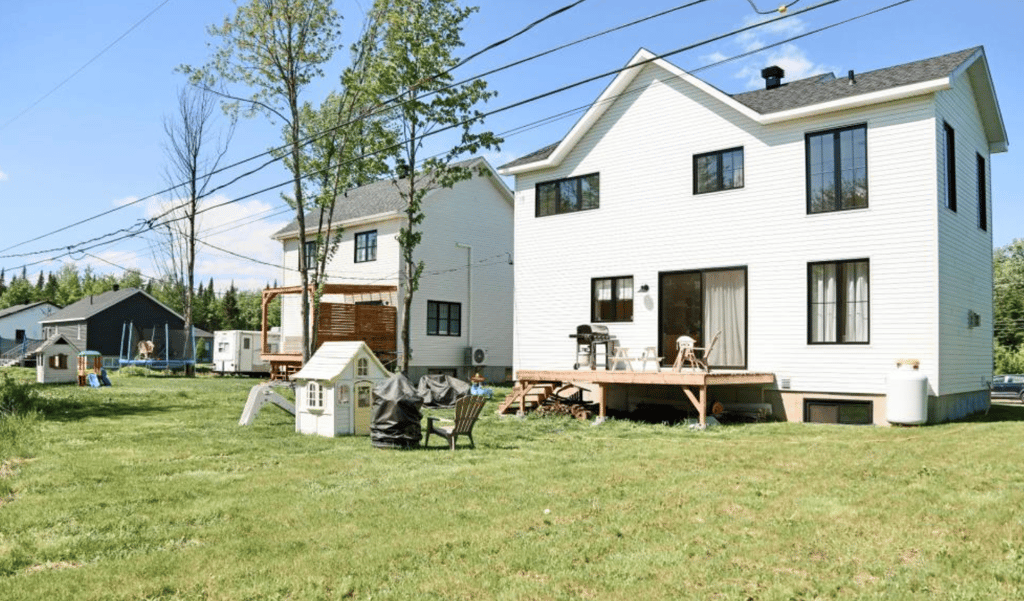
left=24, top=561, right=83, bottom=575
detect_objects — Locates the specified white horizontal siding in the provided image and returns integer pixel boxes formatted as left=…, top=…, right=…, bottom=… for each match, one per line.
left=936, top=71, right=994, bottom=394
left=514, top=63, right=950, bottom=395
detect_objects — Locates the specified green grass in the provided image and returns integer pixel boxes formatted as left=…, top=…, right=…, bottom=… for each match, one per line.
left=2, top=366, right=1024, bottom=600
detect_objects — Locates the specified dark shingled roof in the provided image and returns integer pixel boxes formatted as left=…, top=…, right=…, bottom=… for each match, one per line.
left=0, top=300, right=57, bottom=320
left=273, top=178, right=408, bottom=239
left=732, top=46, right=981, bottom=114
left=273, top=157, right=495, bottom=239
left=41, top=287, right=145, bottom=323
left=502, top=47, right=982, bottom=170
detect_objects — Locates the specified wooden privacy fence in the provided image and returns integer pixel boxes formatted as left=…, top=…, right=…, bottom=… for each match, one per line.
left=317, top=303, right=397, bottom=365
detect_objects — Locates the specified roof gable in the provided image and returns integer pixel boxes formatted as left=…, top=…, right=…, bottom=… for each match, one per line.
left=292, top=341, right=390, bottom=383
left=273, top=156, right=512, bottom=240
left=501, top=46, right=1007, bottom=174
left=39, top=288, right=183, bottom=324
left=0, top=301, right=59, bottom=321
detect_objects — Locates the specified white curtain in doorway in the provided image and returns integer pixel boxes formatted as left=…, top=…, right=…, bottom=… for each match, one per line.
left=703, top=269, right=745, bottom=367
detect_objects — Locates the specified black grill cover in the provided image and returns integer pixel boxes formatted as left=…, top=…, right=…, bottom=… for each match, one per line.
left=371, top=373, right=423, bottom=449
left=417, top=374, right=470, bottom=408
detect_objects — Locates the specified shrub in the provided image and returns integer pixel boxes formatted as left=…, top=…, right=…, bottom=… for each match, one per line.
left=0, top=373, right=41, bottom=417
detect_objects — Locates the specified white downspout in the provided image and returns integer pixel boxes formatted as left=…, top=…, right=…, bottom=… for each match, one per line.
left=456, top=243, right=473, bottom=350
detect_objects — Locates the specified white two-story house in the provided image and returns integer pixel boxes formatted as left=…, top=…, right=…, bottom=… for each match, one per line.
left=271, top=157, right=514, bottom=383
left=500, top=47, right=1007, bottom=425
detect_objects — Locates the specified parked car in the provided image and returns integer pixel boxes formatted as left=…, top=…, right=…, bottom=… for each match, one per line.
left=991, top=375, right=1024, bottom=400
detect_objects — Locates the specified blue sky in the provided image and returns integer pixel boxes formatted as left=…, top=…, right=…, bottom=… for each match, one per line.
left=0, top=0, right=1020, bottom=292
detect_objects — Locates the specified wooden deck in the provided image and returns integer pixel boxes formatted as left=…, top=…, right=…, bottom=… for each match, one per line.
left=513, top=368, right=776, bottom=427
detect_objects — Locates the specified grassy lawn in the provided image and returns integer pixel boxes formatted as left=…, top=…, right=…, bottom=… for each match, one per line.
left=2, top=367, right=1024, bottom=600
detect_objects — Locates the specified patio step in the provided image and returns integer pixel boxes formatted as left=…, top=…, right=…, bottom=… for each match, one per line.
left=498, top=383, right=554, bottom=415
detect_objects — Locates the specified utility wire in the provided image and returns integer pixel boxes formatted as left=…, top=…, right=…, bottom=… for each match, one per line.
left=0, top=0, right=174, bottom=132
left=7, top=0, right=911, bottom=275
left=0, top=0, right=709, bottom=257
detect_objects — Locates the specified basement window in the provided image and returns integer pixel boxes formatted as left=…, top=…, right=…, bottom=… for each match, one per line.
left=804, top=399, right=873, bottom=425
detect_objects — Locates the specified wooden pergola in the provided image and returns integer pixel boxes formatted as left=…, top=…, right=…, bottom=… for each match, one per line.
left=512, top=369, right=776, bottom=427
left=260, top=283, right=399, bottom=378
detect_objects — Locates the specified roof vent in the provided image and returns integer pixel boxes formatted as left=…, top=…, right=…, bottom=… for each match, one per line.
left=848, top=69, right=856, bottom=85
left=761, top=65, right=785, bottom=89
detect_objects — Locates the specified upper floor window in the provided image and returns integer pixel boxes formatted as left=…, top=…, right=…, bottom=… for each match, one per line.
left=357, top=357, right=369, bottom=376
left=808, top=259, right=869, bottom=344
left=944, top=122, right=957, bottom=211
left=536, top=173, right=599, bottom=217
left=806, top=124, right=867, bottom=214
left=303, top=240, right=317, bottom=270
left=427, top=301, right=461, bottom=336
left=977, top=153, right=987, bottom=231
left=592, top=276, right=633, bottom=323
left=355, top=230, right=377, bottom=263
left=694, top=147, right=744, bottom=194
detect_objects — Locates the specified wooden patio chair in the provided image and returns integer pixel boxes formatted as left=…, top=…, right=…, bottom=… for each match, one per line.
left=424, top=395, right=487, bottom=450
left=673, top=331, right=721, bottom=372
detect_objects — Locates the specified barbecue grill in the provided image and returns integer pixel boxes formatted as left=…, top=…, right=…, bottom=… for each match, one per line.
left=570, top=324, right=615, bottom=370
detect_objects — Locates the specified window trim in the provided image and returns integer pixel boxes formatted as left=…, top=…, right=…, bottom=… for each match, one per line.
left=303, top=240, right=317, bottom=270
left=427, top=300, right=462, bottom=337
left=944, top=122, right=957, bottom=212
left=693, top=147, right=744, bottom=195
left=804, top=399, right=873, bottom=425
left=807, top=259, right=870, bottom=345
left=306, top=381, right=324, bottom=411
left=977, top=153, right=987, bottom=231
left=591, top=276, right=634, bottom=323
left=535, top=173, right=600, bottom=217
left=805, top=123, right=869, bottom=214
left=354, top=230, right=378, bottom=263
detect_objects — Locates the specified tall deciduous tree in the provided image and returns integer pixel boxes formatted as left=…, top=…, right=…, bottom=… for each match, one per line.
left=994, top=239, right=1024, bottom=350
left=366, top=0, right=501, bottom=374
left=289, top=10, right=396, bottom=351
left=158, top=85, right=234, bottom=376
left=182, top=0, right=342, bottom=361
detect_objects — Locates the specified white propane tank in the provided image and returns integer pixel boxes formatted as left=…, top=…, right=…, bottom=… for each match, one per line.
left=887, top=359, right=928, bottom=425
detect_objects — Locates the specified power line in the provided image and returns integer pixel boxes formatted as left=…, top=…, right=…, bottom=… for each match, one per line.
left=0, top=0, right=710, bottom=258
left=0, top=0, right=174, bottom=132
left=5, top=0, right=911, bottom=277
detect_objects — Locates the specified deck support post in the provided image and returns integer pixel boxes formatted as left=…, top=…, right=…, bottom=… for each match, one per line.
left=593, top=383, right=606, bottom=419
left=681, top=385, right=707, bottom=427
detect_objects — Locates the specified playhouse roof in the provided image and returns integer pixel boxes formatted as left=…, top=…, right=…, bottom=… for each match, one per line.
left=291, top=341, right=389, bottom=383
left=34, top=334, right=80, bottom=355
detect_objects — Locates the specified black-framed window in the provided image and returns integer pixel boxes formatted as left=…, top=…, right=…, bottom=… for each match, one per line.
left=694, top=147, right=744, bottom=194
left=806, top=124, right=867, bottom=213
left=808, top=259, right=869, bottom=344
left=355, top=230, right=377, bottom=263
left=427, top=301, right=461, bottom=336
left=944, top=122, right=957, bottom=211
left=977, top=153, right=987, bottom=231
left=592, top=276, right=633, bottom=322
left=536, top=173, right=599, bottom=217
left=303, top=240, right=317, bottom=270
left=804, top=399, right=873, bottom=425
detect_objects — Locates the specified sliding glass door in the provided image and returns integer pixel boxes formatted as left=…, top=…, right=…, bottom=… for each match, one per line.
left=659, top=267, right=746, bottom=369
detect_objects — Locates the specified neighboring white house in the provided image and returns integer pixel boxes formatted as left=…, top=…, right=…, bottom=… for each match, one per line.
left=272, top=156, right=514, bottom=383
left=293, top=341, right=391, bottom=437
left=0, top=301, right=59, bottom=343
left=499, top=47, right=1007, bottom=425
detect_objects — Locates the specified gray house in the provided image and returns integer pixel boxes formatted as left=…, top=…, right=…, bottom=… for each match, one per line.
left=39, top=287, right=212, bottom=367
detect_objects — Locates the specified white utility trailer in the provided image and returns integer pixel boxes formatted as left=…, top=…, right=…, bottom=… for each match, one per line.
left=213, top=330, right=279, bottom=376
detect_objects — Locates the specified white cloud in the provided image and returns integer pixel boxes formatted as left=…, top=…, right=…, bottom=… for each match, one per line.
left=0, top=168, right=8, bottom=181
left=143, top=194, right=290, bottom=291
left=113, top=195, right=140, bottom=207
left=710, top=14, right=837, bottom=92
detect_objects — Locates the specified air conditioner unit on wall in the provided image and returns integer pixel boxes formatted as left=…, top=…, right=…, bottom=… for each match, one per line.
left=466, top=346, right=488, bottom=366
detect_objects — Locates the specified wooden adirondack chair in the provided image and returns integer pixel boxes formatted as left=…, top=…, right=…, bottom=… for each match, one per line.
left=673, top=331, right=721, bottom=372
left=424, top=395, right=486, bottom=450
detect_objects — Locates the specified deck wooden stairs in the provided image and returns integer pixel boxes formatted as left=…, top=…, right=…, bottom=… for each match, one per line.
left=497, top=382, right=586, bottom=415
